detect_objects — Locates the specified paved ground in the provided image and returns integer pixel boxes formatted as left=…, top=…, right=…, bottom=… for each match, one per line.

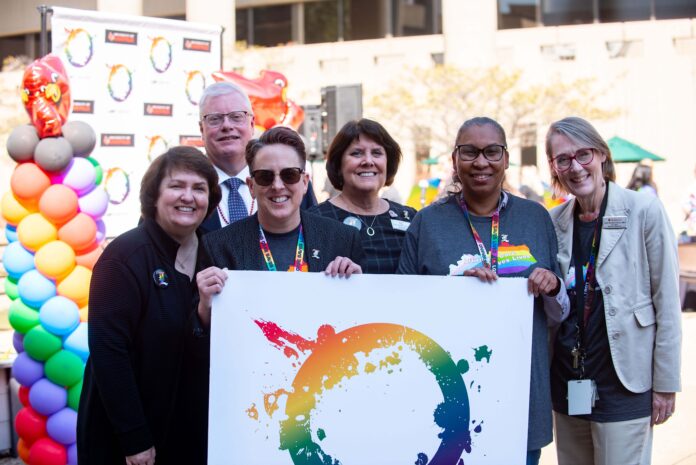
left=1, top=314, right=693, bottom=465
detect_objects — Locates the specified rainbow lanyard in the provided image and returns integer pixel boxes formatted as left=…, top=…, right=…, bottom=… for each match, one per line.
left=258, top=224, right=307, bottom=272
left=580, top=225, right=600, bottom=327
left=458, top=194, right=501, bottom=274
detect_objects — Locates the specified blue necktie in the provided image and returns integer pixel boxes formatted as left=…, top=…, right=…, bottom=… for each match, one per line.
left=225, top=177, right=248, bottom=224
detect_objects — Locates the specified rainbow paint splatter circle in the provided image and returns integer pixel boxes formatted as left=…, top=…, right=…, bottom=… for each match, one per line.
left=185, top=70, right=206, bottom=105
left=65, top=28, right=94, bottom=68
left=146, top=135, right=169, bottom=162
left=149, top=36, right=172, bottom=73
left=257, top=321, right=471, bottom=464
left=107, top=64, right=133, bottom=102
left=104, top=167, right=130, bottom=204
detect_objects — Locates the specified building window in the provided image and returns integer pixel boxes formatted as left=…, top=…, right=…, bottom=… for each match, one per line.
left=656, top=0, right=696, bottom=19
left=305, top=0, right=340, bottom=44
left=235, top=5, right=292, bottom=47
left=344, top=0, right=384, bottom=40
left=498, top=0, right=539, bottom=29
left=392, top=0, right=442, bottom=36
left=542, top=0, right=593, bottom=26
left=600, top=0, right=651, bottom=22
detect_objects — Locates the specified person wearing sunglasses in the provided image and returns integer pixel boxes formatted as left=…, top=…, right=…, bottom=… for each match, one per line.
left=309, top=119, right=416, bottom=273
left=397, top=116, right=569, bottom=465
left=545, top=117, right=681, bottom=465
left=197, top=82, right=317, bottom=234
left=197, top=126, right=365, bottom=327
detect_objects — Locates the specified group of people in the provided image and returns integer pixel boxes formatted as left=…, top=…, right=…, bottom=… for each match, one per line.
left=76, top=82, right=682, bottom=465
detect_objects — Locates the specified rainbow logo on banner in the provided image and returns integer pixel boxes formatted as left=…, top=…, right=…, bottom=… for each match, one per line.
left=449, top=241, right=537, bottom=276
left=104, top=167, right=130, bottom=205
left=252, top=320, right=474, bottom=465
left=185, top=70, right=206, bottom=105
left=146, top=135, right=169, bottom=161
left=149, top=36, right=173, bottom=73
left=106, top=64, right=133, bottom=102
left=64, top=28, right=94, bottom=68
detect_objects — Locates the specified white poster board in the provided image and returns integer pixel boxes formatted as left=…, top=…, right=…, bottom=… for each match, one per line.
left=210, top=272, right=534, bottom=465
left=51, top=7, right=221, bottom=236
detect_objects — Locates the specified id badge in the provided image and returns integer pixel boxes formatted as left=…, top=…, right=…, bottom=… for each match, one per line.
left=568, top=379, right=595, bottom=415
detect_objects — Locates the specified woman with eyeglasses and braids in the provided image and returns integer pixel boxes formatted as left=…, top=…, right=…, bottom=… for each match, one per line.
left=309, top=119, right=416, bottom=274
left=397, top=116, right=569, bottom=465
left=197, top=126, right=365, bottom=327
left=545, top=117, right=681, bottom=465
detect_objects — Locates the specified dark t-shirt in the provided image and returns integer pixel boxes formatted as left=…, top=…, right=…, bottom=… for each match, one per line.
left=551, top=217, right=652, bottom=422
left=264, top=226, right=302, bottom=272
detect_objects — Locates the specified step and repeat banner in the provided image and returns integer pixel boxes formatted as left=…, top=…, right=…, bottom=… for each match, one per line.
left=51, top=7, right=221, bottom=236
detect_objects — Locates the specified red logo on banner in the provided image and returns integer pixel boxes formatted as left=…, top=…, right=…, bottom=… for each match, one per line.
left=101, top=134, right=135, bottom=147
left=106, top=30, right=138, bottom=45
left=144, top=103, right=173, bottom=117
left=179, top=135, right=204, bottom=147
left=183, top=38, right=211, bottom=52
left=73, top=100, right=95, bottom=114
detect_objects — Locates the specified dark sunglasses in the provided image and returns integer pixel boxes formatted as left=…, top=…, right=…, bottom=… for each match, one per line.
left=250, top=167, right=304, bottom=186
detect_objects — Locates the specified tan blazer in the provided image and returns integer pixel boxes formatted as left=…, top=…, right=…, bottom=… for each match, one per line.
left=550, top=182, right=681, bottom=394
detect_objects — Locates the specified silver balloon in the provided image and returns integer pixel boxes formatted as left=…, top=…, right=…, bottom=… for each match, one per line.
left=34, top=137, right=74, bottom=172
left=6, top=125, right=39, bottom=162
left=62, top=120, right=97, bottom=157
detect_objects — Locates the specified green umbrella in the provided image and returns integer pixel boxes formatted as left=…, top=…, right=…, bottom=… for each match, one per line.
left=607, top=136, right=665, bottom=163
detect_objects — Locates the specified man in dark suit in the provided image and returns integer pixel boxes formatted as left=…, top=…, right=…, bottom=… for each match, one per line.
left=198, top=82, right=317, bottom=234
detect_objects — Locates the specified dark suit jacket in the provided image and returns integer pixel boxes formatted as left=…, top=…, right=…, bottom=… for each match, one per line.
left=200, top=180, right=318, bottom=235
left=202, top=210, right=365, bottom=271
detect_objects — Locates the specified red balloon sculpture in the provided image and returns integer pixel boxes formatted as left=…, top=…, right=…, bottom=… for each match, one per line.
left=21, top=54, right=71, bottom=138
left=212, top=69, right=304, bottom=130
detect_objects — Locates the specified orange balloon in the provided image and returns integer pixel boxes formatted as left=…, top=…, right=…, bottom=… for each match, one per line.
left=79, top=306, right=89, bottom=322
left=16, top=213, right=57, bottom=252
left=57, top=265, right=91, bottom=308
left=58, top=213, right=97, bottom=252
left=75, top=245, right=103, bottom=270
left=10, top=163, right=50, bottom=204
left=1, top=191, right=36, bottom=225
left=17, top=438, right=30, bottom=463
left=35, top=240, right=76, bottom=281
left=39, top=184, right=79, bottom=225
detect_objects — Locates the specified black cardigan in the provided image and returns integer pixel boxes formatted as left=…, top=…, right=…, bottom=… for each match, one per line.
left=202, top=210, right=365, bottom=271
left=77, top=219, right=208, bottom=464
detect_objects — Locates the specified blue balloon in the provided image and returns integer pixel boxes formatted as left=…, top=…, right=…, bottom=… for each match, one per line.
left=13, top=331, right=24, bottom=353
left=12, top=352, right=44, bottom=387
left=47, top=408, right=77, bottom=445
left=29, top=378, right=67, bottom=416
left=63, top=322, right=89, bottom=361
left=40, top=296, right=80, bottom=336
left=67, top=443, right=77, bottom=465
left=17, top=269, right=56, bottom=309
left=2, top=241, right=35, bottom=279
left=5, top=224, right=17, bottom=243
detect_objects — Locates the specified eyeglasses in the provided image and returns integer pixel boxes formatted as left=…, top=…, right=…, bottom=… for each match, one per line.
left=250, top=167, right=304, bottom=187
left=551, top=148, right=595, bottom=171
left=454, top=144, right=506, bottom=162
left=201, top=111, right=250, bottom=127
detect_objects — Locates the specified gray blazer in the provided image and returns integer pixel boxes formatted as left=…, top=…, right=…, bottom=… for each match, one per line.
left=550, top=182, right=681, bottom=393
left=202, top=210, right=365, bottom=272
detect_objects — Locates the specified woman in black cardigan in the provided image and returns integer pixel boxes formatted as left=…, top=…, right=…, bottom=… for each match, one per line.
left=197, top=126, right=365, bottom=327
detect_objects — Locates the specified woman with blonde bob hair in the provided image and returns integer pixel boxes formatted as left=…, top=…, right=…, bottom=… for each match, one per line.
left=545, top=116, right=681, bottom=465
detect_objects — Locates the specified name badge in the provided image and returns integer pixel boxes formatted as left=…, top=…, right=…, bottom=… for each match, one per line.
left=567, top=379, right=597, bottom=415
left=602, top=216, right=627, bottom=229
left=390, top=219, right=410, bottom=231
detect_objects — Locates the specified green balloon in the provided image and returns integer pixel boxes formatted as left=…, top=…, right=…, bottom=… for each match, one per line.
left=8, top=299, right=39, bottom=334
left=86, top=156, right=103, bottom=186
left=4, top=277, right=18, bottom=300
left=23, top=326, right=62, bottom=361
left=68, top=379, right=83, bottom=411
left=45, top=350, right=84, bottom=387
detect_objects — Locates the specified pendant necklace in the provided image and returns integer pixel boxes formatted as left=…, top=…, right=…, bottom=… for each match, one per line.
left=357, top=214, right=378, bottom=237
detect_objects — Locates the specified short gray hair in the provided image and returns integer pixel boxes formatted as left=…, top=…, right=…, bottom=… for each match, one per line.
left=199, top=81, right=253, bottom=119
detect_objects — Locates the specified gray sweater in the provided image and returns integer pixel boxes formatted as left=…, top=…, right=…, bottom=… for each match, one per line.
left=397, top=193, right=561, bottom=451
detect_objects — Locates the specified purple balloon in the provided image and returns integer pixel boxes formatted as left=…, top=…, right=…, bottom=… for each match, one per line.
left=29, top=378, right=67, bottom=416
left=47, top=408, right=77, bottom=445
left=13, top=331, right=24, bottom=353
left=12, top=352, right=43, bottom=387
left=67, top=443, right=77, bottom=465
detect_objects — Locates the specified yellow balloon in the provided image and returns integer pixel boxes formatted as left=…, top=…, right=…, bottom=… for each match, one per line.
left=79, top=306, right=89, bottom=322
left=35, top=240, right=76, bottom=281
left=1, top=191, right=35, bottom=225
left=17, top=213, right=57, bottom=252
left=57, top=265, right=91, bottom=308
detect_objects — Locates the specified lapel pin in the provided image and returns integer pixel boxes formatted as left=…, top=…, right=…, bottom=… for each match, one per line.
left=312, top=249, right=320, bottom=259
left=152, top=268, right=169, bottom=288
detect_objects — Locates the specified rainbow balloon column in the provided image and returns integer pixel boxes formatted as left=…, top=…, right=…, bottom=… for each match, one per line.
left=1, top=55, right=107, bottom=465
